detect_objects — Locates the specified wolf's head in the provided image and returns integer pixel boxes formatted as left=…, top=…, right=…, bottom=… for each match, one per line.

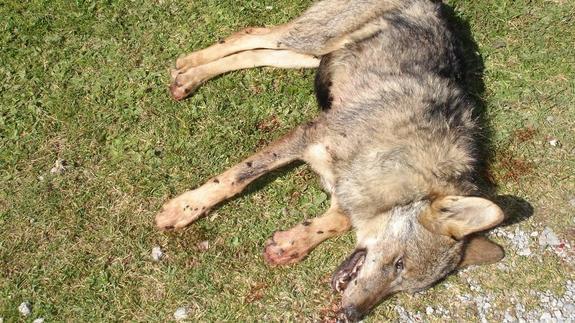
left=332, top=195, right=504, bottom=321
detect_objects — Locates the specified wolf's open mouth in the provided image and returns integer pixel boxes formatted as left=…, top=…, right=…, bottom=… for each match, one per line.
left=331, top=249, right=367, bottom=293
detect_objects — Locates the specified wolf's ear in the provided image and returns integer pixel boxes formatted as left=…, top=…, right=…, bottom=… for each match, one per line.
left=418, top=196, right=504, bottom=240
left=459, top=236, right=504, bottom=267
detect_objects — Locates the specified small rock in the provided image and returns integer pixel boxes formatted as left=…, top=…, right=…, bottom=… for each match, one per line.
left=516, top=303, right=526, bottom=313
left=553, top=310, right=563, bottom=320
left=540, top=312, right=552, bottom=321
left=174, top=307, right=188, bottom=321
left=265, top=5, right=273, bottom=10
left=50, top=158, right=69, bottom=175
left=426, top=306, right=434, bottom=315
left=549, top=139, right=559, bottom=147
left=37, top=175, right=44, bottom=182
left=503, top=311, right=515, bottom=322
left=33, top=318, right=44, bottom=323
left=493, top=40, right=507, bottom=49
left=151, top=246, right=164, bottom=261
left=568, top=197, right=575, bottom=208
left=197, top=240, right=209, bottom=251
left=539, top=227, right=561, bottom=247
left=517, top=247, right=532, bottom=256
left=511, top=229, right=532, bottom=256
left=18, top=302, right=31, bottom=316
left=563, top=303, right=575, bottom=315
left=497, top=263, right=509, bottom=272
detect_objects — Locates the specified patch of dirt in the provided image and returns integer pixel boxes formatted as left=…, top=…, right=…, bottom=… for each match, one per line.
left=249, top=83, right=264, bottom=95
left=319, top=300, right=341, bottom=323
left=512, top=126, right=537, bottom=143
left=563, top=227, right=575, bottom=239
left=495, top=151, right=534, bottom=182
left=256, top=115, right=281, bottom=133
left=244, top=283, right=267, bottom=303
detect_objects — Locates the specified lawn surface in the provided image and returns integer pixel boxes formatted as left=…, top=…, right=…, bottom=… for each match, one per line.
left=1, top=0, right=574, bottom=321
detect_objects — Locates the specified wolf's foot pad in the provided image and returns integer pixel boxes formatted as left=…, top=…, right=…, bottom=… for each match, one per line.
left=263, top=226, right=315, bottom=265
left=155, top=192, right=209, bottom=229
left=169, top=69, right=204, bottom=101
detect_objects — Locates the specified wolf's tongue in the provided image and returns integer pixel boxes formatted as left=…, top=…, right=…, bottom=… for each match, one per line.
left=331, top=249, right=367, bottom=293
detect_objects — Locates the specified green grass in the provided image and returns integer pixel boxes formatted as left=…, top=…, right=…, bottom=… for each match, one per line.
left=1, top=0, right=574, bottom=321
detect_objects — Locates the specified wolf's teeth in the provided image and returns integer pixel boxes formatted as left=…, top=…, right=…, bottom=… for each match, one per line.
left=336, top=280, right=343, bottom=292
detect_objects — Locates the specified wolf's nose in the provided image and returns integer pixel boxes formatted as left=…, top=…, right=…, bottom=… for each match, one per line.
left=342, top=306, right=363, bottom=322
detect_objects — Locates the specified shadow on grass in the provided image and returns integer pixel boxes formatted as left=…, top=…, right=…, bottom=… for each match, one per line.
left=443, top=4, right=534, bottom=224
left=494, top=195, right=535, bottom=227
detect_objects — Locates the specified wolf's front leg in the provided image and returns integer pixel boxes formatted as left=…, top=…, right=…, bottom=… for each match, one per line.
left=155, top=122, right=322, bottom=229
left=263, top=199, right=351, bottom=265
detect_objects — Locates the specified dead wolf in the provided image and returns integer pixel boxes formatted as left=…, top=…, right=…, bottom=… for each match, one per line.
left=156, top=0, right=505, bottom=320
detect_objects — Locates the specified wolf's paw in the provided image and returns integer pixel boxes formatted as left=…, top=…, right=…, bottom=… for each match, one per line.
left=169, top=69, right=204, bottom=101
left=263, top=227, right=314, bottom=265
left=176, top=53, right=206, bottom=70
left=155, top=191, right=209, bottom=229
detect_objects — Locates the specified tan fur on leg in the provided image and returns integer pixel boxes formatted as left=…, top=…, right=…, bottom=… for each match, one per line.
left=156, top=123, right=323, bottom=229
left=176, top=27, right=274, bottom=69
left=263, top=200, right=351, bottom=265
left=170, top=49, right=320, bottom=100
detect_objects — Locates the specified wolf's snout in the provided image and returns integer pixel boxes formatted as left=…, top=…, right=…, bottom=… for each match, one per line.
left=341, top=305, right=363, bottom=322
left=331, top=249, right=366, bottom=293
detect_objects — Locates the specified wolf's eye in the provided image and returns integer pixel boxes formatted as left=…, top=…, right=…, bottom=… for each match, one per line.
left=395, top=258, right=404, bottom=272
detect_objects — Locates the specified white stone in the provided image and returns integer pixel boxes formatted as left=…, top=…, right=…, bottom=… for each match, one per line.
left=554, top=310, right=563, bottom=320
left=563, top=303, right=575, bottom=315
left=426, top=306, right=434, bottom=315
left=33, top=318, right=44, bottom=323
left=539, top=227, right=561, bottom=247
left=504, top=311, right=515, bottom=322
left=18, top=302, right=31, bottom=316
left=516, top=303, right=526, bottom=313
left=174, top=307, right=188, bottom=321
left=197, top=240, right=209, bottom=251
left=50, top=158, right=68, bottom=174
left=549, top=139, right=558, bottom=146
left=540, top=312, right=552, bottom=322
left=151, top=246, right=164, bottom=261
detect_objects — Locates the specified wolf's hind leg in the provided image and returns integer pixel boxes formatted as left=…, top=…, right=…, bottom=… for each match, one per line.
left=176, top=27, right=273, bottom=69
left=263, top=199, right=351, bottom=265
left=174, top=0, right=399, bottom=71
left=155, top=122, right=322, bottom=229
left=170, top=49, right=320, bottom=100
